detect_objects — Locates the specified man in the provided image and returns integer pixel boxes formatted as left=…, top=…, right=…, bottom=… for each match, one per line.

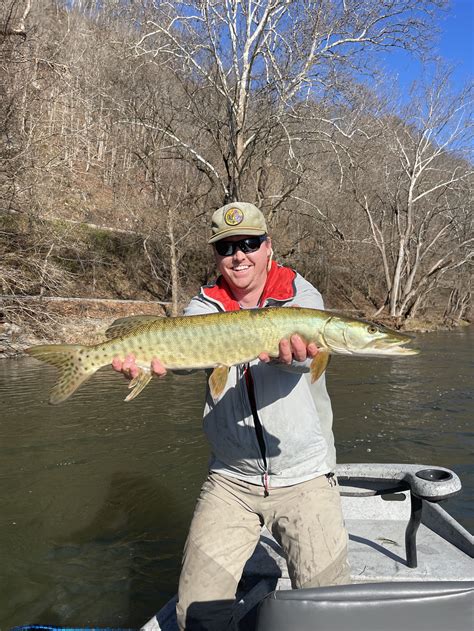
left=113, top=202, right=350, bottom=630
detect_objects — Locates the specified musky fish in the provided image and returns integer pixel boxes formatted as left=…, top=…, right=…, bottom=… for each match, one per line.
left=26, top=308, right=418, bottom=404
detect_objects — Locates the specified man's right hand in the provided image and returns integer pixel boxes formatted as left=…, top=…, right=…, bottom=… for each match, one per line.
left=112, top=353, right=167, bottom=379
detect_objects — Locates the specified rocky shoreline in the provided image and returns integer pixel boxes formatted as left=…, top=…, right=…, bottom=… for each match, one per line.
left=0, top=297, right=168, bottom=357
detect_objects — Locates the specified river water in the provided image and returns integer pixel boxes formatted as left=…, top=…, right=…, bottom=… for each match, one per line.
left=1, top=327, right=472, bottom=628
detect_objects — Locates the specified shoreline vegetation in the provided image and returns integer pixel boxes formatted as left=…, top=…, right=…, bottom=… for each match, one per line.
left=1, top=206, right=470, bottom=359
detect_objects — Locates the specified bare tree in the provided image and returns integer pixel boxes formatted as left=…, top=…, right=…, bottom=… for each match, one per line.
left=444, top=278, right=471, bottom=324
left=1, top=0, right=31, bottom=39
left=133, top=0, right=446, bottom=208
left=351, top=71, right=473, bottom=319
left=6, top=0, right=470, bottom=328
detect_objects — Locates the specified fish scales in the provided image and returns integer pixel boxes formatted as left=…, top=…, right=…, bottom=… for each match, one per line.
left=25, top=307, right=418, bottom=404
left=100, top=309, right=304, bottom=368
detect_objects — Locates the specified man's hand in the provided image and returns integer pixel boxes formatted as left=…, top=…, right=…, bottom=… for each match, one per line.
left=258, top=335, right=319, bottom=365
left=112, top=353, right=167, bottom=379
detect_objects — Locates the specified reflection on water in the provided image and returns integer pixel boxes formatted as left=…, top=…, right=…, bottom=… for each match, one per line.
left=1, top=367, right=208, bottom=628
left=0, top=326, right=472, bottom=627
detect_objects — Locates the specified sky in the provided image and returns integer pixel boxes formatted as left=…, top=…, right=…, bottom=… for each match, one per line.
left=381, top=0, right=473, bottom=96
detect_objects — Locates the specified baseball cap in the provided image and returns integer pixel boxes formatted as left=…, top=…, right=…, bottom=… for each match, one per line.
left=208, top=202, right=268, bottom=244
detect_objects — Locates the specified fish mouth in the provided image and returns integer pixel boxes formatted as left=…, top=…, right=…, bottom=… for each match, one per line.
left=370, top=337, right=419, bottom=355
left=386, top=346, right=419, bottom=355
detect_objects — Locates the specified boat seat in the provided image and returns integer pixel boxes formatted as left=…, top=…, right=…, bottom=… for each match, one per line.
left=255, top=581, right=474, bottom=631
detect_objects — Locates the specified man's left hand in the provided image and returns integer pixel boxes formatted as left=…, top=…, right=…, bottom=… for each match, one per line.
left=258, top=335, right=319, bottom=365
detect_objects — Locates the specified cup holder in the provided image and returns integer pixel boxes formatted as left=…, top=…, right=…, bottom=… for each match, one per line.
left=415, top=468, right=453, bottom=482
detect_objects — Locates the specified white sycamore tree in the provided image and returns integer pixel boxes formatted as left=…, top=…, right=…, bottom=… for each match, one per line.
left=132, top=0, right=447, bottom=211
left=351, top=72, right=473, bottom=319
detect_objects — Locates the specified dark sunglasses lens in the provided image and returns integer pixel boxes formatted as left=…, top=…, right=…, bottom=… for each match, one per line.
left=240, top=237, right=263, bottom=253
left=215, top=241, right=234, bottom=256
left=215, top=236, right=266, bottom=256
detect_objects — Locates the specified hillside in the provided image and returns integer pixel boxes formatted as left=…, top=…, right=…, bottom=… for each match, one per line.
left=1, top=1, right=471, bottom=355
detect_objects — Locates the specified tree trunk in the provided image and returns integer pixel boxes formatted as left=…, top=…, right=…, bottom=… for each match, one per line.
left=168, top=208, right=179, bottom=317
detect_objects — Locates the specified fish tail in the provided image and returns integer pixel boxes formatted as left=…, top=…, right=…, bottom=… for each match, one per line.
left=26, top=343, right=97, bottom=404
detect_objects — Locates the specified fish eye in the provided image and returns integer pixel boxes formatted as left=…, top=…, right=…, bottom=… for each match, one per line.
left=367, top=325, right=379, bottom=335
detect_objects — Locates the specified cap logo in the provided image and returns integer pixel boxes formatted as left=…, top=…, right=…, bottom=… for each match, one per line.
left=224, top=207, right=244, bottom=226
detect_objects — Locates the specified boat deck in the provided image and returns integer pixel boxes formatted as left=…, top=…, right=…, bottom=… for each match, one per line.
left=244, top=489, right=473, bottom=587
left=143, top=464, right=473, bottom=631
left=347, top=515, right=473, bottom=583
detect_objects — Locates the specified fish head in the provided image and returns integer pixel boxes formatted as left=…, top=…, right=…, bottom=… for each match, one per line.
left=324, top=315, right=419, bottom=356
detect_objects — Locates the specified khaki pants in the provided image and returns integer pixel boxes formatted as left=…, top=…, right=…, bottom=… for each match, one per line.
left=176, top=472, right=350, bottom=630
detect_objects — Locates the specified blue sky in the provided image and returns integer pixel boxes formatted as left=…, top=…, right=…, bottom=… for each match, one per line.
left=439, top=0, right=474, bottom=71
left=381, top=0, right=473, bottom=95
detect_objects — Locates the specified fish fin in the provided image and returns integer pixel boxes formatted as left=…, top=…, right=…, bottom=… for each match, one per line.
left=105, top=315, right=163, bottom=340
left=209, top=366, right=229, bottom=401
left=310, top=351, right=330, bottom=383
left=25, top=344, right=95, bottom=404
left=124, top=368, right=153, bottom=402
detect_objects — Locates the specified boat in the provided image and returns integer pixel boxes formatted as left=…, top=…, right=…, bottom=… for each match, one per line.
left=143, top=462, right=474, bottom=631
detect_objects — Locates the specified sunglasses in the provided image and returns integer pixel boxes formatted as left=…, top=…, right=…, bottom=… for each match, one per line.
left=214, top=235, right=267, bottom=257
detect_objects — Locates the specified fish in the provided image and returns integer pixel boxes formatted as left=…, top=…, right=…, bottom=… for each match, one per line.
left=25, top=307, right=418, bottom=405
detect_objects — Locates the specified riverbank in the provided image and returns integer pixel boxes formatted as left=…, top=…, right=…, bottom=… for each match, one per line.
left=1, top=296, right=469, bottom=358
left=0, top=297, right=169, bottom=357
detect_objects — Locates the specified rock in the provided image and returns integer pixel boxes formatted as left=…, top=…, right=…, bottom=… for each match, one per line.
left=0, top=321, right=21, bottom=342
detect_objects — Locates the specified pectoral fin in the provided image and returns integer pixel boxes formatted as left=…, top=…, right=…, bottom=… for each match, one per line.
left=125, top=368, right=153, bottom=402
left=209, top=366, right=230, bottom=401
left=310, top=351, right=330, bottom=383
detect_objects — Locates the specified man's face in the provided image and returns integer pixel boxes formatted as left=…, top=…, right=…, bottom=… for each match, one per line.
left=214, top=234, right=272, bottom=295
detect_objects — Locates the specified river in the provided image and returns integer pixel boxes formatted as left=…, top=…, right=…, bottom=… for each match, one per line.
left=1, top=327, right=472, bottom=628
